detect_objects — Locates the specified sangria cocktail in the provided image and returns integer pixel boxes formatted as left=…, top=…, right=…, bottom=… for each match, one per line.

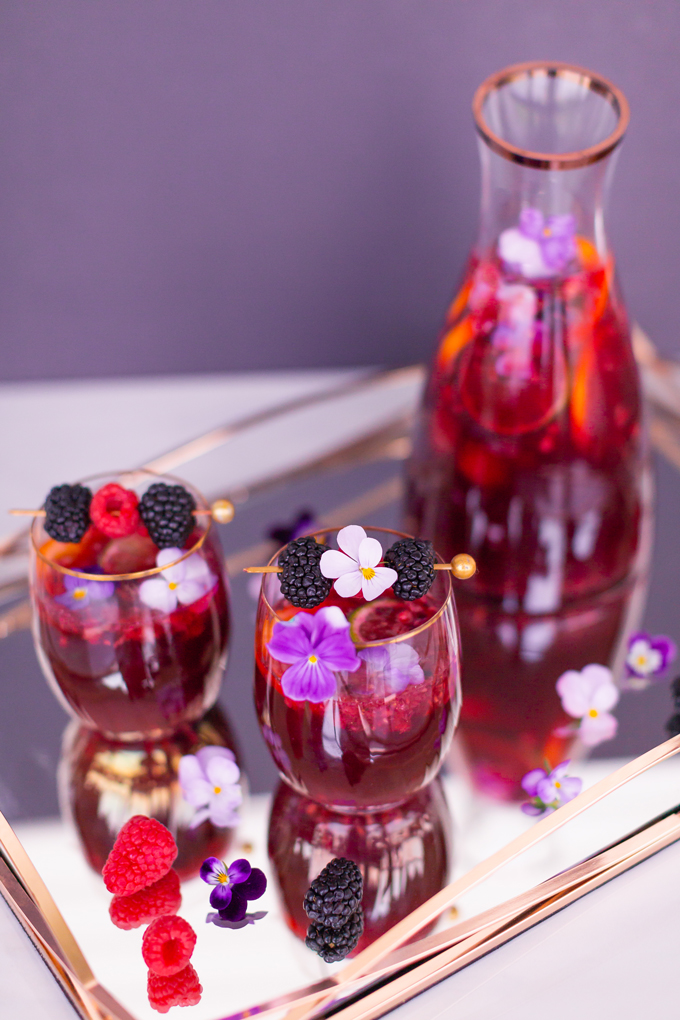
left=29, top=471, right=231, bottom=739
left=254, top=525, right=462, bottom=812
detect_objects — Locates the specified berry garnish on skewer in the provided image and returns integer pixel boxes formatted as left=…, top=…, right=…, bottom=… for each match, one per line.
left=279, top=536, right=332, bottom=608
left=44, top=484, right=92, bottom=543
left=383, top=538, right=435, bottom=601
left=139, top=483, right=197, bottom=549
left=90, top=483, right=142, bottom=538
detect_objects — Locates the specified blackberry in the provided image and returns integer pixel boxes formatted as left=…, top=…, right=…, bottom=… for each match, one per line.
left=305, top=912, right=363, bottom=963
left=139, top=483, right=196, bottom=549
left=383, top=538, right=435, bottom=601
left=44, top=484, right=92, bottom=543
left=671, top=676, right=680, bottom=707
left=279, top=536, right=332, bottom=608
left=667, top=713, right=680, bottom=739
left=303, top=857, right=363, bottom=929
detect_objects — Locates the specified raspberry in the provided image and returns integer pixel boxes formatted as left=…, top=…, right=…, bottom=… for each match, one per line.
left=142, top=915, right=197, bottom=976
left=109, top=869, right=181, bottom=930
left=147, top=964, right=202, bottom=1013
left=102, top=816, right=178, bottom=896
left=279, top=536, right=332, bottom=608
left=139, top=483, right=196, bottom=549
left=44, top=484, right=92, bottom=543
left=90, top=483, right=141, bottom=538
left=303, top=858, right=363, bottom=929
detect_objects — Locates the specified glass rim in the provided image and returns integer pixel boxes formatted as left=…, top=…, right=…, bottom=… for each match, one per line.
left=472, top=60, right=630, bottom=170
left=262, top=525, right=454, bottom=648
left=30, top=469, right=212, bottom=582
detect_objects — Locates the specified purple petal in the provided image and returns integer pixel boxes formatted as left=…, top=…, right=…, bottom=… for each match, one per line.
left=558, top=776, right=582, bottom=803
left=546, top=213, right=575, bottom=239
left=519, top=207, right=544, bottom=239
left=195, top=746, right=235, bottom=771
left=210, top=883, right=233, bottom=910
left=267, top=619, right=313, bottom=664
left=240, top=867, right=267, bottom=900
left=314, top=630, right=361, bottom=673
left=282, top=658, right=337, bottom=702
left=651, top=636, right=677, bottom=672
left=218, top=889, right=247, bottom=922
left=188, top=806, right=211, bottom=830
left=227, top=858, right=252, bottom=885
left=178, top=754, right=206, bottom=788
left=520, top=768, right=546, bottom=797
left=549, top=761, right=571, bottom=780
left=535, top=777, right=558, bottom=804
left=200, top=857, right=226, bottom=884
left=521, top=802, right=545, bottom=816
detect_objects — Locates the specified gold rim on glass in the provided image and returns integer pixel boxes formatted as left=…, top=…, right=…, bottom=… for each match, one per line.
left=31, top=470, right=212, bottom=582
left=472, top=60, right=630, bottom=170
left=262, top=526, right=454, bottom=648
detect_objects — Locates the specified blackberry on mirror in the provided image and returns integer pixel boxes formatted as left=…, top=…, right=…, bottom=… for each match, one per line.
left=279, top=536, right=331, bottom=608
left=383, top=538, right=435, bottom=601
left=139, top=483, right=196, bottom=549
left=44, top=484, right=92, bottom=543
left=667, top=713, right=680, bottom=738
left=303, top=857, right=363, bottom=929
left=305, top=912, right=363, bottom=963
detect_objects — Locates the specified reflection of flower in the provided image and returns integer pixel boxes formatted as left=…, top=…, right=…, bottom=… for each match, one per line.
left=268, top=509, right=317, bottom=547
left=267, top=607, right=360, bottom=703
left=139, top=548, right=214, bottom=613
left=556, top=664, right=619, bottom=747
left=625, top=632, right=676, bottom=682
left=359, top=642, right=424, bottom=694
left=320, top=525, right=397, bottom=602
left=200, top=857, right=267, bottom=921
left=57, top=573, right=115, bottom=609
left=498, top=208, right=576, bottom=279
left=491, top=283, right=537, bottom=380
left=178, top=748, right=242, bottom=829
left=521, top=760, right=582, bottom=817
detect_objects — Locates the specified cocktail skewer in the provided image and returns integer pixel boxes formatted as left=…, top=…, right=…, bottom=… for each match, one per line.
left=8, top=499, right=236, bottom=524
left=244, top=552, right=476, bottom=579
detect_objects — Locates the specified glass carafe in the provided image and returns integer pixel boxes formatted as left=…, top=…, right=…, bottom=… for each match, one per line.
left=405, top=63, right=651, bottom=799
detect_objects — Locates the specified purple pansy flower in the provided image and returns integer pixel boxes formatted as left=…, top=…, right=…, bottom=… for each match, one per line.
left=200, top=856, right=267, bottom=921
left=521, top=760, right=582, bottom=817
left=625, top=632, right=676, bottom=682
left=358, top=642, right=424, bottom=694
left=266, top=606, right=361, bottom=703
left=555, top=663, right=619, bottom=747
left=56, top=573, right=115, bottom=610
left=498, top=208, right=576, bottom=278
left=178, top=747, right=242, bottom=829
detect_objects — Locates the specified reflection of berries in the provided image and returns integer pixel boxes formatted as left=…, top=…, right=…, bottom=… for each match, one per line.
left=109, top=869, right=181, bottom=930
left=279, top=536, right=331, bottom=608
left=102, top=816, right=178, bottom=896
left=90, top=483, right=141, bottom=538
left=44, top=484, right=92, bottom=543
left=305, top=912, right=363, bottom=962
left=139, top=483, right=196, bottom=549
left=303, top=857, right=363, bottom=929
left=667, top=714, right=680, bottom=738
left=383, top=538, right=435, bottom=601
left=142, top=915, right=197, bottom=976
left=147, top=963, right=202, bottom=1013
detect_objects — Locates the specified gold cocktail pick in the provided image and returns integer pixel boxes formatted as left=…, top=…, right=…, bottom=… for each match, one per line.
left=9, top=498, right=236, bottom=524
left=244, top=552, right=476, bottom=579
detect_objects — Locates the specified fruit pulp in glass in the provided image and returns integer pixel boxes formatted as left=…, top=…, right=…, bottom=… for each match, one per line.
left=255, top=583, right=460, bottom=813
left=406, top=254, right=647, bottom=796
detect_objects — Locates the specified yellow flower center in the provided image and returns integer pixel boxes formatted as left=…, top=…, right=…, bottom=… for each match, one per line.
left=73, top=587, right=87, bottom=600
left=360, top=567, right=376, bottom=581
left=214, top=786, right=222, bottom=795
left=217, top=873, right=228, bottom=884
left=543, top=227, right=552, bottom=237
left=168, top=581, right=178, bottom=590
left=308, top=655, right=318, bottom=664
left=588, top=708, right=598, bottom=718
left=635, top=655, right=647, bottom=667
left=554, top=780, right=561, bottom=789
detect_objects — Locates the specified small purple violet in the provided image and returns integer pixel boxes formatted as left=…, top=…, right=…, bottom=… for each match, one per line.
left=521, top=761, right=582, bottom=817
left=498, top=208, right=576, bottom=279
left=358, top=642, right=424, bottom=694
left=266, top=606, right=361, bottom=703
left=625, top=632, right=676, bottom=684
left=56, top=573, right=115, bottom=610
left=200, top=856, right=267, bottom=921
left=178, top=747, right=242, bottom=829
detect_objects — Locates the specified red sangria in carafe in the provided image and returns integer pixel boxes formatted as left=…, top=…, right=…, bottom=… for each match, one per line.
left=406, top=63, right=650, bottom=798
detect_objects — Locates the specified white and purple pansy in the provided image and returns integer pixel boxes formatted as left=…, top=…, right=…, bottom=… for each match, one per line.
left=319, top=525, right=397, bottom=602
left=625, top=631, right=676, bottom=682
left=498, top=208, right=576, bottom=279
left=139, top=548, right=215, bottom=613
left=178, top=747, right=242, bottom=829
left=267, top=606, right=361, bottom=703
left=555, top=663, right=619, bottom=747
left=56, top=573, right=115, bottom=610
left=521, top=760, right=582, bottom=817
left=199, top=856, right=267, bottom=921
left=358, top=642, right=424, bottom=694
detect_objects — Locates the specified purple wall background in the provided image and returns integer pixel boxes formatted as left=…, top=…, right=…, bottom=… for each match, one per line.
left=1, top=1, right=679, bottom=381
